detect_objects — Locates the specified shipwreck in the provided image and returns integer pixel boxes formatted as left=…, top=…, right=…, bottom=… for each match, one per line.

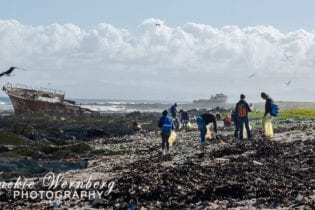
left=2, top=83, right=97, bottom=116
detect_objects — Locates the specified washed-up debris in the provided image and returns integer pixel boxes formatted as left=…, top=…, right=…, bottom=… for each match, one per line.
left=214, top=158, right=230, bottom=163
left=253, top=160, right=264, bottom=166
left=82, top=127, right=314, bottom=209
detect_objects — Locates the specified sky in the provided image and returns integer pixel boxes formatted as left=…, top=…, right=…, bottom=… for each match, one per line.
left=0, top=0, right=315, bottom=102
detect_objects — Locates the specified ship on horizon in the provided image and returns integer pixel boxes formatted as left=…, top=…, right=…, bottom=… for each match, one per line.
left=193, top=93, right=228, bottom=109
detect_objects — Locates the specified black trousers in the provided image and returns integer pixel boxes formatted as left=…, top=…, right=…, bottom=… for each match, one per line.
left=161, top=132, right=170, bottom=151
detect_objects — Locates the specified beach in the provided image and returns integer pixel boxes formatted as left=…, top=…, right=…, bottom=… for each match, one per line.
left=0, top=110, right=314, bottom=209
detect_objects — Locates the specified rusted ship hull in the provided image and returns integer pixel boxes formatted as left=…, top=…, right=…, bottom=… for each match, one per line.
left=2, top=84, right=96, bottom=116
left=8, top=94, right=78, bottom=115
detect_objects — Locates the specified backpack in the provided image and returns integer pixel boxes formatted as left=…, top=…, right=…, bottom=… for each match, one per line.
left=237, top=103, right=248, bottom=117
left=270, top=103, right=279, bottom=117
left=162, top=117, right=173, bottom=133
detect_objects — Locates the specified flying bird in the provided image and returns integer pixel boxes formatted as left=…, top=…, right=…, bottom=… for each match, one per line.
left=286, top=81, right=292, bottom=86
left=0, top=66, right=27, bottom=77
left=155, top=23, right=161, bottom=27
left=248, top=73, right=256, bottom=79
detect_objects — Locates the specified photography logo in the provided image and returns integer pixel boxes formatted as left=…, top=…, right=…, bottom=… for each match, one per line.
left=0, top=172, right=115, bottom=200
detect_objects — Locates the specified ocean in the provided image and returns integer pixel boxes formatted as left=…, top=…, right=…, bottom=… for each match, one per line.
left=0, top=97, right=184, bottom=113
left=0, top=97, right=12, bottom=111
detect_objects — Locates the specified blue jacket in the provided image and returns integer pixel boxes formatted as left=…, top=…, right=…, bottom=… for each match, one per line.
left=158, top=116, right=174, bottom=133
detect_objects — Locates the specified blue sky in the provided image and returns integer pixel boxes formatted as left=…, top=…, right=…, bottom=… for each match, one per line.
left=0, top=0, right=315, bottom=101
left=2, top=0, right=315, bottom=32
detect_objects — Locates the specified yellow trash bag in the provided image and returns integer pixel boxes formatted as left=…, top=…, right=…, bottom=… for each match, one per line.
left=205, top=125, right=212, bottom=141
left=187, top=122, right=192, bottom=130
left=263, top=117, right=273, bottom=139
left=168, top=131, right=177, bottom=146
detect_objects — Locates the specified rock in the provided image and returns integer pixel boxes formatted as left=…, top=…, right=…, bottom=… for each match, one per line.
left=0, top=159, right=45, bottom=178
left=12, top=147, right=41, bottom=158
left=0, top=131, right=30, bottom=145
left=86, top=128, right=106, bottom=138
left=91, top=198, right=106, bottom=208
left=0, top=145, right=9, bottom=153
left=13, top=124, right=37, bottom=140
left=49, top=200, right=61, bottom=209
left=45, top=127, right=63, bottom=138
left=131, top=121, right=142, bottom=132
left=126, top=202, right=137, bottom=210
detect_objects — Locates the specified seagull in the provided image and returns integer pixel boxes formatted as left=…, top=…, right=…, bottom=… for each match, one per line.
left=0, top=66, right=27, bottom=77
left=286, top=81, right=292, bottom=86
left=248, top=73, right=256, bottom=79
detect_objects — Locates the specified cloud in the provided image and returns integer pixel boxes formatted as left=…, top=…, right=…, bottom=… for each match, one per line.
left=0, top=19, right=314, bottom=101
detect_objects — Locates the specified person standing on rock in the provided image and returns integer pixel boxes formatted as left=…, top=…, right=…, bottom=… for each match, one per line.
left=235, top=94, right=252, bottom=140
left=170, top=103, right=177, bottom=118
left=196, top=113, right=220, bottom=144
left=261, top=92, right=275, bottom=138
left=179, top=109, right=189, bottom=130
left=261, top=92, right=273, bottom=117
left=170, top=103, right=179, bottom=130
left=158, top=110, right=174, bottom=154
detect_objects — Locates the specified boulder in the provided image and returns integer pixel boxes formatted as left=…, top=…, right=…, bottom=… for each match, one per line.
left=0, top=131, right=29, bottom=145
left=0, top=145, right=9, bottom=153
left=86, top=128, right=106, bottom=138
left=13, top=124, right=37, bottom=140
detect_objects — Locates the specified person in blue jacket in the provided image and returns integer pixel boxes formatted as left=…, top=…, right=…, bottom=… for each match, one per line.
left=158, top=110, right=174, bottom=153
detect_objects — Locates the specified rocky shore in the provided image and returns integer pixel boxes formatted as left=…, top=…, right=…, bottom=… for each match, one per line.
left=0, top=112, right=314, bottom=209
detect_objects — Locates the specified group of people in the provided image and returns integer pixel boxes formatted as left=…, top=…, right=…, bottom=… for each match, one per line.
left=232, top=92, right=274, bottom=140
left=158, top=92, right=275, bottom=153
left=158, top=103, right=190, bottom=152
left=170, top=103, right=190, bottom=131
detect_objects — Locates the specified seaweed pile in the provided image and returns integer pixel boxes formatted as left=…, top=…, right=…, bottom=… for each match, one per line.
left=0, top=118, right=314, bottom=209
left=105, top=137, right=314, bottom=209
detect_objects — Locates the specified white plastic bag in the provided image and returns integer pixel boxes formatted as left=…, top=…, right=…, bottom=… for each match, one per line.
left=205, top=125, right=213, bottom=141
